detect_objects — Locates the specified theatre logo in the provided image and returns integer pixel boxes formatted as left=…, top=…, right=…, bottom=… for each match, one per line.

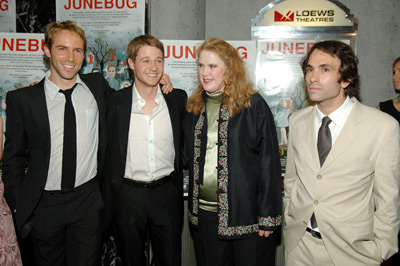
left=274, top=11, right=294, bottom=22
left=274, top=9, right=335, bottom=23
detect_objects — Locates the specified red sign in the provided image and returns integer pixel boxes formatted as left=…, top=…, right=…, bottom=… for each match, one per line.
left=274, top=11, right=294, bottom=22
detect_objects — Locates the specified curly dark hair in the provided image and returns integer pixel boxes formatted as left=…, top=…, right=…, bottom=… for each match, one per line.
left=301, top=40, right=360, bottom=97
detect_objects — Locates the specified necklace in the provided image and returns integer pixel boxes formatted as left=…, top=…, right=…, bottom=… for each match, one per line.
left=397, top=95, right=400, bottom=102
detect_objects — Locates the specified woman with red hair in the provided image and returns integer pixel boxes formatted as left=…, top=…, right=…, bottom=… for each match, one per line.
left=184, top=37, right=282, bottom=266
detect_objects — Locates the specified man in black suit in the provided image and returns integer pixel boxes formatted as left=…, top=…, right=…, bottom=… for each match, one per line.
left=3, top=20, right=109, bottom=266
left=102, top=35, right=187, bottom=266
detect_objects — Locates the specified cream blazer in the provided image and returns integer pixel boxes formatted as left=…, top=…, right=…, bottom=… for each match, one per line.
left=283, top=97, right=400, bottom=266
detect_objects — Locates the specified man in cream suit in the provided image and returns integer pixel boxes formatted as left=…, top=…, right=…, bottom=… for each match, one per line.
left=284, top=40, right=400, bottom=266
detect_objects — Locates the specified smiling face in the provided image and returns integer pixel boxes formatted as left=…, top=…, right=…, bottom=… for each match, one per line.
left=393, top=61, right=400, bottom=92
left=305, top=49, right=349, bottom=115
left=44, top=30, right=85, bottom=90
left=198, top=50, right=227, bottom=94
left=128, top=45, right=163, bottom=90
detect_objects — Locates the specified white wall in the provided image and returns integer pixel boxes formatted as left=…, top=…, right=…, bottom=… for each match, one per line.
left=150, top=0, right=205, bottom=40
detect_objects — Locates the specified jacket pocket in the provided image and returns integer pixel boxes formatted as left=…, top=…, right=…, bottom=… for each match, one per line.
left=345, top=217, right=374, bottom=240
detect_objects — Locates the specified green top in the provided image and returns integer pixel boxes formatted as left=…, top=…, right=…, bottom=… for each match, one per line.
left=199, top=92, right=224, bottom=212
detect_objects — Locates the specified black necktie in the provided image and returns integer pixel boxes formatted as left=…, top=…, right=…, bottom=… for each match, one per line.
left=311, top=116, right=332, bottom=229
left=59, top=84, right=77, bottom=193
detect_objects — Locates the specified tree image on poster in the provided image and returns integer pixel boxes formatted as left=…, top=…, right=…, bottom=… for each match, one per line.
left=89, top=38, right=116, bottom=75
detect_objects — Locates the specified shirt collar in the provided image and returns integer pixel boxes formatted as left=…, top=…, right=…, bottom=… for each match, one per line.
left=132, top=84, right=163, bottom=112
left=316, top=96, right=354, bottom=127
left=44, top=70, right=83, bottom=100
left=205, top=91, right=224, bottom=104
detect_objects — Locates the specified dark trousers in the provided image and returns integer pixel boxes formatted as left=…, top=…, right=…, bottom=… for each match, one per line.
left=30, top=178, right=103, bottom=266
left=382, top=233, right=400, bottom=266
left=114, top=179, right=181, bottom=266
left=192, top=208, right=277, bottom=266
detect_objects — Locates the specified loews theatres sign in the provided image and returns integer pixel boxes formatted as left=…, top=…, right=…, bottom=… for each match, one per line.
left=254, top=0, right=354, bottom=27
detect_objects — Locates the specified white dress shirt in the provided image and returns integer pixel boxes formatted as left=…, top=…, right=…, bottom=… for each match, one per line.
left=309, top=96, right=354, bottom=231
left=124, top=85, right=175, bottom=182
left=44, top=71, right=99, bottom=190
left=315, top=96, right=354, bottom=145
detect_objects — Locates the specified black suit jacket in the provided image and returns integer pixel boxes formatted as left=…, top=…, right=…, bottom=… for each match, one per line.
left=102, top=84, right=187, bottom=228
left=2, top=73, right=110, bottom=236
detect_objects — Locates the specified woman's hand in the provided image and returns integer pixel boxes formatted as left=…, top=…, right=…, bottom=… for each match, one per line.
left=259, top=230, right=274, bottom=238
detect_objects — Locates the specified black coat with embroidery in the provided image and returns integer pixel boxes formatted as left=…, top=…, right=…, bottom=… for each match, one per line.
left=184, top=93, right=282, bottom=239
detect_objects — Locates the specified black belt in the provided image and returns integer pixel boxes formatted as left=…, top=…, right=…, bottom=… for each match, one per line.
left=306, top=227, right=322, bottom=239
left=123, top=174, right=172, bottom=189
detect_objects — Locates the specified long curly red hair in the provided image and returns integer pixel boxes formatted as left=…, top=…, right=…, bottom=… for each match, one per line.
left=186, top=37, right=257, bottom=116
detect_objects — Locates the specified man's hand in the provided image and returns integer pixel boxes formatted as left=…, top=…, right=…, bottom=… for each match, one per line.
left=160, top=74, right=173, bottom=94
left=259, top=230, right=274, bottom=238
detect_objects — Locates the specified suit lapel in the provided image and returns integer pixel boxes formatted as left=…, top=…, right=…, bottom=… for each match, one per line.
left=117, top=84, right=180, bottom=167
left=117, top=86, right=133, bottom=163
left=302, top=108, right=320, bottom=167
left=29, top=81, right=51, bottom=167
left=163, top=91, right=180, bottom=166
left=321, top=98, right=361, bottom=171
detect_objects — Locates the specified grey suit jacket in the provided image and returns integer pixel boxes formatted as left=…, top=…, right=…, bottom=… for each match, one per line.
left=283, top=97, right=400, bottom=265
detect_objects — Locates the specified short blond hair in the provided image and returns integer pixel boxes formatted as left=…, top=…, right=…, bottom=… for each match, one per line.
left=44, top=20, right=86, bottom=65
left=127, top=35, right=164, bottom=62
left=44, top=20, right=86, bottom=53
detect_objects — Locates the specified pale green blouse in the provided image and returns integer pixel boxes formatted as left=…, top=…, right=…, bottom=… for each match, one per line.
left=199, top=92, right=223, bottom=212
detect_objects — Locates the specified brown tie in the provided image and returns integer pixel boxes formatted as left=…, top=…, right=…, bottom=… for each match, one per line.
left=311, top=116, right=332, bottom=229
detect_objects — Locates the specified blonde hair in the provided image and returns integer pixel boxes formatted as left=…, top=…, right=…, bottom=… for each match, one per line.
left=187, top=37, right=257, bottom=116
left=127, top=34, right=164, bottom=62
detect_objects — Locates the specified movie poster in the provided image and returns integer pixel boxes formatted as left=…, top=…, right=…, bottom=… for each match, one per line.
left=57, top=0, right=146, bottom=90
left=16, top=0, right=55, bottom=33
left=162, top=40, right=256, bottom=97
left=0, top=33, right=46, bottom=122
left=255, top=40, right=314, bottom=172
left=256, top=39, right=313, bottom=119
left=0, top=0, right=16, bottom=32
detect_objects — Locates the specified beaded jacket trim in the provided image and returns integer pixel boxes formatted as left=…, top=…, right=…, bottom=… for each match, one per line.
left=190, top=104, right=281, bottom=236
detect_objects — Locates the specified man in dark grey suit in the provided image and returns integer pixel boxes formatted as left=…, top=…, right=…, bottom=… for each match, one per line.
left=3, top=20, right=109, bottom=266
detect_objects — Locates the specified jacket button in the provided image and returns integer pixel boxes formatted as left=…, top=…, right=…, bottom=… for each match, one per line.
left=317, top=175, right=322, bottom=180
